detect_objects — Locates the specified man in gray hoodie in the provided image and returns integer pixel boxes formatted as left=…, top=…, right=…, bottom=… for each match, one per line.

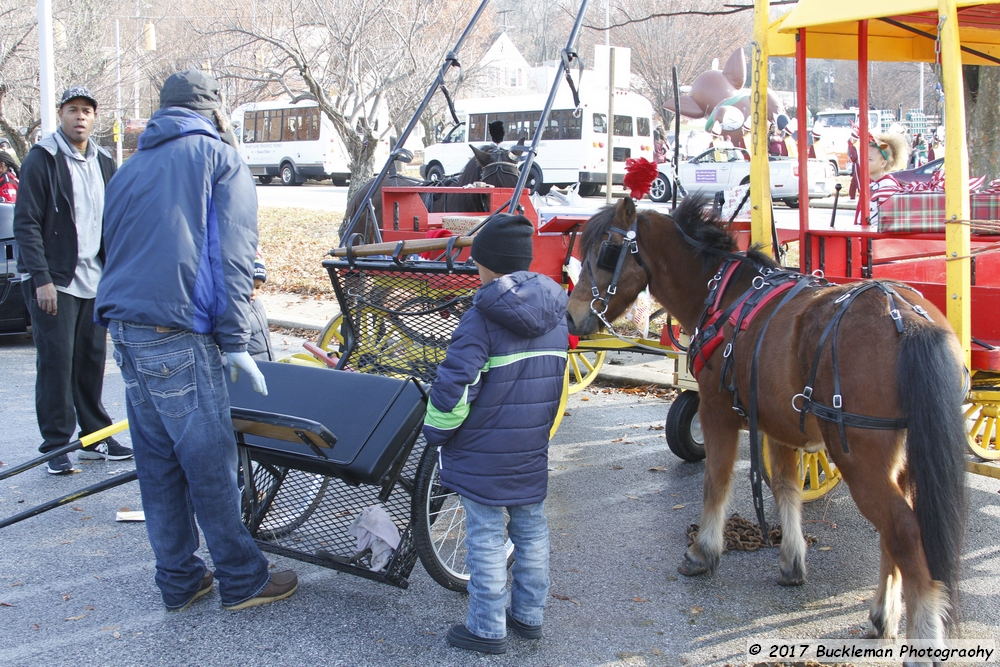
left=13, top=86, right=133, bottom=474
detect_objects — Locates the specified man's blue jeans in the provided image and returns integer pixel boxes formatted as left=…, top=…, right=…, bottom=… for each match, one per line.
left=109, top=321, right=270, bottom=609
left=461, top=497, right=549, bottom=639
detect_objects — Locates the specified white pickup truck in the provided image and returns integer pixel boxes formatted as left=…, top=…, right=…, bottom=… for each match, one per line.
left=650, top=147, right=836, bottom=208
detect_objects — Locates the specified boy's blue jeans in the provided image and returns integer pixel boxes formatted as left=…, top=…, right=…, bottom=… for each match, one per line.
left=461, top=497, right=549, bottom=639
left=109, top=321, right=271, bottom=609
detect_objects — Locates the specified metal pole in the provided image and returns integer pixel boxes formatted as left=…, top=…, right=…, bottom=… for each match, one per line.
left=37, top=0, right=56, bottom=136
left=796, top=29, right=809, bottom=266
left=134, top=0, right=141, bottom=119
left=919, top=62, right=925, bottom=112
left=858, top=21, right=871, bottom=232
left=337, top=0, right=492, bottom=248
left=671, top=66, right=680, bottom=209
left=605, top=48, right=615, bottom=205
left=605, top=0, right=610, bottom=47
left=115, top=20, right=123, bottom=167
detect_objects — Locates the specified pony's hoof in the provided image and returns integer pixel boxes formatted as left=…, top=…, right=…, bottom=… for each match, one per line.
left=777, top=563, right=806, bottom=586
left=678, top=555, right=708, bottom=577
left=777, top=571, right=805, bottom=586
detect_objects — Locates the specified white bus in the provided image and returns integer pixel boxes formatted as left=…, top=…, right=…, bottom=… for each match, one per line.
left=420, top=90, right=656, bottom=195
left=231, top=100, right=391, bottom=186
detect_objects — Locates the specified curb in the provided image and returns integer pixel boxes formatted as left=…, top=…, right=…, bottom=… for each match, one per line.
left=267, top=318, right=325, bottom=332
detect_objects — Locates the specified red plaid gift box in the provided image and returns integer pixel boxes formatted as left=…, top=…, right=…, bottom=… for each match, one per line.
left=878, top=192, right=947, bottom=233
left=972, top=192, right=1000, bottom=222
left=879, top=192, right=1000, bottom=234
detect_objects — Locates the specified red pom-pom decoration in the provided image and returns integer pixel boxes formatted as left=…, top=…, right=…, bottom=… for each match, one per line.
left=623, top=157, right=658, bottom=201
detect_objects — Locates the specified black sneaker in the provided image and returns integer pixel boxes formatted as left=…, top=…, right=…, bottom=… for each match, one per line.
left=506, top=609, right=543, bottom=639
left=79, top=437, right=134, bottom=461
left=47, top=454, right=75, bottom=475
left=446, top=624, right=507, bottom=654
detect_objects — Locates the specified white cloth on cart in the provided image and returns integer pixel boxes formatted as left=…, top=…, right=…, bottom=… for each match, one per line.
left=348, top=505, right=401, bottom=572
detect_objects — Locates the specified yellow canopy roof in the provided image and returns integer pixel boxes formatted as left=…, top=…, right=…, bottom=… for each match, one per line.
left=770, top=0, right=1000, bottom=64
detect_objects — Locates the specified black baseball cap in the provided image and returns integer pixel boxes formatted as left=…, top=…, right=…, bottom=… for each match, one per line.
left=59, top=86, right=98, bottom=110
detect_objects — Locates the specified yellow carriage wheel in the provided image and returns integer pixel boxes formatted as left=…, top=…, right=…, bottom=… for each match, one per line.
left=317, top=314, right=345, bottom=351
left=760, top=436, right=842, bottom=503
left=549, top=365, right=571, bottom=439
left=964, top=396, right=1000, bottom=460
left=567, top=349, right=607, bottom=394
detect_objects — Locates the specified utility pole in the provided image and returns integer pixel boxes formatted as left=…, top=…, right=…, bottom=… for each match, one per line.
left=37, top=0, right=56, bottom=136
left=115, top=20, right=123, bottom=166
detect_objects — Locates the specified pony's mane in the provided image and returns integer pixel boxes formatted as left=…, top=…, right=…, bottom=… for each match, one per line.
left=667, top=195, right=777, bottom=272
left=579, top=196, right=777, bottom=274
left=578, top=204, right=620, bottom=259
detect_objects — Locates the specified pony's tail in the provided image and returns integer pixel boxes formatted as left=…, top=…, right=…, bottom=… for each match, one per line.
left=897, top=323, right=967, bottom=617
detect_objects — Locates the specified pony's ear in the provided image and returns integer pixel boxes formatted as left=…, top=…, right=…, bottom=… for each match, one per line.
left=615, top=196, right=637, bottom=227
left=470, top=144, right=492, bottom=166
left=505, top=138, right=526, bottom=162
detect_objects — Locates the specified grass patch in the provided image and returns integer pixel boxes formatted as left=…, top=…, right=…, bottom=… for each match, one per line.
left=257, top=207, right=344, bottom=296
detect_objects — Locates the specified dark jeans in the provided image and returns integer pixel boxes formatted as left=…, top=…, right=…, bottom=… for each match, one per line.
left=23, top=283, right=113, bottom=453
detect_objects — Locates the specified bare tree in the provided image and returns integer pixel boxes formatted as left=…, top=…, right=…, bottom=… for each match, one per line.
left=211, top=0, right=488, bottom=199
left=610, top=0, right=751, bottom=131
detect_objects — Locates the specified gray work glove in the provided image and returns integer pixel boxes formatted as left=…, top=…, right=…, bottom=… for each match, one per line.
left=227, top=351, right=268, bottom=395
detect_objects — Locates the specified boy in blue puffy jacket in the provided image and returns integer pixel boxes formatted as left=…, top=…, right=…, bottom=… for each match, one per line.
left=423, top=213, right=568, bottom=655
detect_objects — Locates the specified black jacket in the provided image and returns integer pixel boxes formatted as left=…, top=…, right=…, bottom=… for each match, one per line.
left=13, top=135, right=116, bottom=289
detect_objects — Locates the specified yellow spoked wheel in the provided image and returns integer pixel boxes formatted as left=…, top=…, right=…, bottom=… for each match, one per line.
left=278, top=314, right=345, bottom=368
left=317, top=314, right=345, bottom=350
left=567, top=348, right=607, bottom=394
left=549, top=366, right=570, bottom=439
left=760, top=437, right=842, bottom=503
left=964, top=392, right=1000, bottom=460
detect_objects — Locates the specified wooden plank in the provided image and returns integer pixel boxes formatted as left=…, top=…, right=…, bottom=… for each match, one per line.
left=966, top=460, right=1000, bottom=480
left=330, top=236, right=474, bottom=258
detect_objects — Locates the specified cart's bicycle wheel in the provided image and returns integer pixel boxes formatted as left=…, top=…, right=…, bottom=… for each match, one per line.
left=567, top=349, right=606, bottom=394
left=238, top=453, right=330, bottom=539
left=759, top=437, right=842, bottom=502
left=411, top=445, right=514, bottom=592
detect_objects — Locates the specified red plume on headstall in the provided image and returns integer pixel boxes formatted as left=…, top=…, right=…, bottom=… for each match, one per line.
left=623, top=157, right=658, bottom=200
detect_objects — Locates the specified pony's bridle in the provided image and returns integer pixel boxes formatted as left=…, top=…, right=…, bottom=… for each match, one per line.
left=585, top=221, right=644, bottom=318
left=479, top=150, right=519, bottom=182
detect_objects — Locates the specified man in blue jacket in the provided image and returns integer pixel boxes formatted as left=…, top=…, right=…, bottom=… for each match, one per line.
left=96, top=70, right=296, bottom=612
left=423, top=214, right=568, bottom=654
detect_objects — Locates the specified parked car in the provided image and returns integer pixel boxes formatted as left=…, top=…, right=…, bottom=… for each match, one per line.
left=891, top=157, right=943, bottom=184
left=0, top=203, right=28, bottom=334
left=650, top=148, right=836, bottom=208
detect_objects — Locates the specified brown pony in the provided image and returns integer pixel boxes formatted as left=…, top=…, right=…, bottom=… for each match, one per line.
left=338, top=143, right=520, bottom=245
left=566, top=197, right=967, bottom=650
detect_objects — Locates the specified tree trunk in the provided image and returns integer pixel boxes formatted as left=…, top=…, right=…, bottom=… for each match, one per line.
left=345, top=139, right=378, bottom=202
left=965, top=65, right=1000, bottom=182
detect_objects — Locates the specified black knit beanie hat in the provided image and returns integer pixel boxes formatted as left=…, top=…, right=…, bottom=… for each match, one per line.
left=471, top=214, right=534, bottom=274
left=160, top=70, right=222, bottom=111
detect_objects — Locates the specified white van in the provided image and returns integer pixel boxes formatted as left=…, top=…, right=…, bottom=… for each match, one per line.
left=420, top=89, right=656, bottom=195
left=813, top=108, right=883, bottom=174
left=231, top=100, right=390, bottom=186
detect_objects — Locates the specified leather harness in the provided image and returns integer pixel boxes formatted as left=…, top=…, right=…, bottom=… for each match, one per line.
left=586, top=219, right=933, bottom=543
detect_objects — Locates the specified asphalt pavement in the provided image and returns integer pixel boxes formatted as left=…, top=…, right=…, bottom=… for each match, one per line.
left=2, top=328, right=999, bottom=667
